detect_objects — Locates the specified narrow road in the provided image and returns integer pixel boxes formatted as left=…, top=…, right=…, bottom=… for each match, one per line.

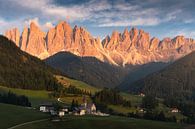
left=57, top=98, right=65, bottom=103
left=7, top=119, right=49, bottom=129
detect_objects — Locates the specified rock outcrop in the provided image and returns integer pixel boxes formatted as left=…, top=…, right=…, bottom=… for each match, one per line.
left=4, top=28, right=20, bottom=47
left=102, top=28, right=195, bottom=65
left=4, top=21, right=195, bottom=66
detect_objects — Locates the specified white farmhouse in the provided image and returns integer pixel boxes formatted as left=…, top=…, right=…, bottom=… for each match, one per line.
left=58, top=111, right=65, bottom=117
left=171, top=108, right=179, bottom=113
left=39, top=103, right=53, bottom=113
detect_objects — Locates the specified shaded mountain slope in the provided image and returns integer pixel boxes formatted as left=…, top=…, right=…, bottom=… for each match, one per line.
left=127, top=51, right=195, bottom=99
left=118, top=62, right=170, bottom=91
left=0, top=35, right=60, bottom=90
left=45, top=52, right=128, bottom=88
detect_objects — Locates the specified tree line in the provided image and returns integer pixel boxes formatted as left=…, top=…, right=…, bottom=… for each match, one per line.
left=0, top=91, right=31, bottom=107
left=53, top=85, right=92, bottom=97
left=93, top=88, right=131, bottom=108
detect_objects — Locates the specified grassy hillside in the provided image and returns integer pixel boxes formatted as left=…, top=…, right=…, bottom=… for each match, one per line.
left=55, top=75, right=100, bottom=94
left=17, top=115, right=184, bottom=129
left=0, top=103, right=49, bottom=129
left=120, top=93, right=142, bottom=107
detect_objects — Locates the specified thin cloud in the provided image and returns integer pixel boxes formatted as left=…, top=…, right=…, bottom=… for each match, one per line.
left=163, top=29, right=195, bottom=39
left=0, top=0, right=195, bottom=36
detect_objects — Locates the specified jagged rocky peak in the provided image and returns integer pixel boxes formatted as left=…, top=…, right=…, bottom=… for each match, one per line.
left=136, top=29, right=150, bottom=50
left=172, top=35, right=185, bottom=48
left=149, top=37, right=160, bottom=50
left=24, top=22, right=48, bottom=58
left=122, top=28, right=130, bottom=39
left=20, top=26, right=29, bottom=51
left=3, top=22, right=195, bottom=66
left=4, top=28, right=20, bottom=47
left=47, top=21, right=73, bottom=55
left=129, top=27, right=139, bottom=40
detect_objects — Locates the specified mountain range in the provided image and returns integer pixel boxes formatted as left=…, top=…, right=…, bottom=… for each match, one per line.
left=4, top=21, right=195, bottom=89
left=5, top=21, right=195, bottom=66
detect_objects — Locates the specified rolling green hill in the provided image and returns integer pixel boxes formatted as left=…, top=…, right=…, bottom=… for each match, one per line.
left=55, top=75, right=100, bottom=94
left=0, top=35, right=61, bottom=90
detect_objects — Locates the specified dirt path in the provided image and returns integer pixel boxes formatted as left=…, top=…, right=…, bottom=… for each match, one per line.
left=7, top=119, right=48, bottom=129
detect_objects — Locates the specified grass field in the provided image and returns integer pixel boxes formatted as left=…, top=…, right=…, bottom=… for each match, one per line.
left=120, top=92, right=142, bottom=107
left=0, top=86, right=54, bottom=107
left=16, top=115, right=185, bottom=129
left=55, top=75, right=100, bottom=94
left=0, top=103, right=49, bottom=129
left=108, top=105, right=137, bottom=114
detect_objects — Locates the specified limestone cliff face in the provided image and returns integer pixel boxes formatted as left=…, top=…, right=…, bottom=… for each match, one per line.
left=20, top=27, right=29, bottom=51
left=25, top=22, right=48, bottom=58
left=4, top=28, right=20, bottom=47
left=47, top=21, right=72, bottom=55
left=102, top=28, right=195, bottom=65
left=46, top=22, right=106, bottom=62
left=4, top=21, right=195, bottom=66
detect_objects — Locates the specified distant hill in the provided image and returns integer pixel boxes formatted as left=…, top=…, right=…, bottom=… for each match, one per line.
left=0, top=35, right=60, bottom=90
left=127, top=51, right=195, bottom=99
left=45, top=52, right=128, bottom=88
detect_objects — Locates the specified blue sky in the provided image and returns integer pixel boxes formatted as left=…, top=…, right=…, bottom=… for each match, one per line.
left=0, top=0, right=195, bottom=40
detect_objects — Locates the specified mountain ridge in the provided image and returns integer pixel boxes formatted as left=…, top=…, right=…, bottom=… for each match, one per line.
left=5, top=21, right=195, bottom=66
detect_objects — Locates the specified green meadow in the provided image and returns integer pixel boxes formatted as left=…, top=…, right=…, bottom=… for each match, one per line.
left=0, top=103, right=49, bottom=129
left=16, top=115, right=185, bottom=129
left=0, top=86, right=54, bottom=107
left=55, top=75, right=100, bottom=94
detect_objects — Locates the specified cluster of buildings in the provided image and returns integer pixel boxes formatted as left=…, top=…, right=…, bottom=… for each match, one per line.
left=39, top=102, right=69, bottom=117
left=39, top=101, right=109, bottom=117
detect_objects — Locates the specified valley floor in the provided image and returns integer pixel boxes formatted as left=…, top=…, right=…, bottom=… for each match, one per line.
left=0, top=102, right=189, bottom=129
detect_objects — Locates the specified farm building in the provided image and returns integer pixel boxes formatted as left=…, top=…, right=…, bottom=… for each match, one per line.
left=171, top=108, right=179, bottom=113
left=39, top=103, right=54, bottom=113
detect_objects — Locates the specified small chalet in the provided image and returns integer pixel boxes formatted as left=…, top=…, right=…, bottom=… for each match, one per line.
left=58, top=111, right=65, bottom=117
left=139, top=93, right=145, bottom=97
left=171, top=108, right=179, bottom=113
left=39, top=103, right=54, bottom=113
left=61, top=106, right=69, bottom=113
left=73, top=107, right=86, bottom=115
